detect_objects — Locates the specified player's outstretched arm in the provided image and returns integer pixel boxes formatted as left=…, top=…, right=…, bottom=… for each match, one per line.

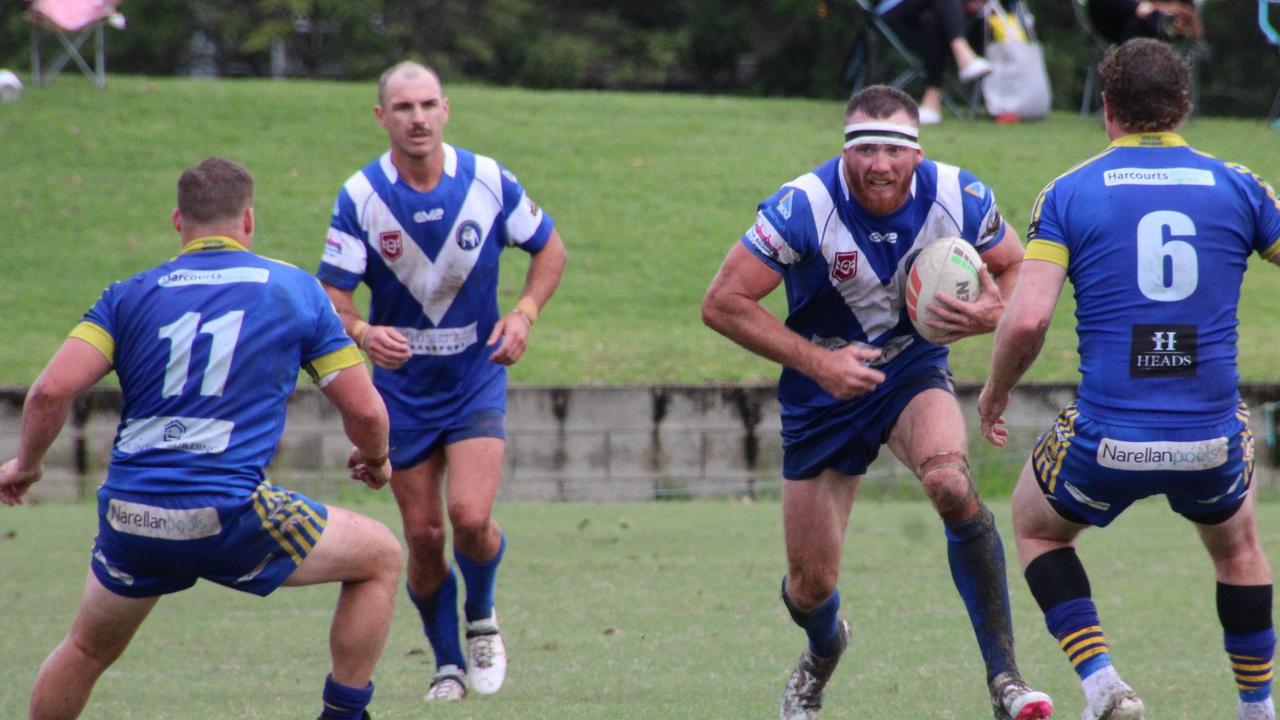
left=488, top=229, right=567, bottom=366
left=703, top=243, right=884, bottom=399
left=322, top=282, right=412, bottom=370
left=978, top=259, right=1067, bottom=446
left=320, top=364, right=393, bottom=489
left=0, top=339, right=111, bottom=505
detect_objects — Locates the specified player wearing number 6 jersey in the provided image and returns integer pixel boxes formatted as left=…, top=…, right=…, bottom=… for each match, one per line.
left=0, top=158, right=403, bottom=720
left=980, top=39, right=1280, bottom=720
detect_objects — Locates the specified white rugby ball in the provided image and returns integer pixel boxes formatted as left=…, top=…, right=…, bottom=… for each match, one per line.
left=905, top=237, right=982, bottom=343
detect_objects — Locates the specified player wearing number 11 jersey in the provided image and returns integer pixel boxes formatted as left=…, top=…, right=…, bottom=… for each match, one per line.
left=0, top=158, right=402, bottom=720
left=980, top=39, right=1280, bottom=720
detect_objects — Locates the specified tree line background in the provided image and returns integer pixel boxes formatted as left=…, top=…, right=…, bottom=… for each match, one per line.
left=2, top=0, right=1278, bottom=117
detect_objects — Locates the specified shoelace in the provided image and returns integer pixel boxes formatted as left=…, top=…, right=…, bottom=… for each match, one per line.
left=427, top=675, right=465, bottom=699
left=470, top=634, right=498, bottom=667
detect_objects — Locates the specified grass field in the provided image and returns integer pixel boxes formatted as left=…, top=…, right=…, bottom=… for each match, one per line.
left=0, top=496, right=1272, bottom=719
left=2, top=75, right=1280, bottom=386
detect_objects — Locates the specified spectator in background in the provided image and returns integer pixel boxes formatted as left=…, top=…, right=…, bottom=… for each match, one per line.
left=1087, top=0, right=1202, bottom=44
left=878, top=0, right=993, bottom=124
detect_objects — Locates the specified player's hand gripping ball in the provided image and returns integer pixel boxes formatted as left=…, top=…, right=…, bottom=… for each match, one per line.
left=905, top=236, right=982, bottom=343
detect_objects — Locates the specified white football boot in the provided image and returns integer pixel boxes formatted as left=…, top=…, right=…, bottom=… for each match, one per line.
left=466, top=611, right=508, bottom=695
left=1080, top=670, right=1144, bottom=720
left=424, top=665, right=468, bottom=702
left=780, top=618, right=851, bottom=720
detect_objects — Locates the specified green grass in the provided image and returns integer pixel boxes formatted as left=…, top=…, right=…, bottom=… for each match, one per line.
left=2, top=75, right=1280, bottom=386
left=0, top=496, right=1270, bottom=718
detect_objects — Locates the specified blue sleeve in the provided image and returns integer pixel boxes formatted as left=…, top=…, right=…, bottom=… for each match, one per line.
left=82, top=282, right=121, bottom=338
left=299, top=273, right=356, bottom=364
left=958, top=170, right=1006, bottom=252
left=739, top=186, right=816, bottom=272
left=317, top=188, right=366, bottom=290
left=1027, top=179, right=1066, bottom=247
left=497, top=163, right=555, bottom=254
left=1239, top=167, right=1280, bottom=259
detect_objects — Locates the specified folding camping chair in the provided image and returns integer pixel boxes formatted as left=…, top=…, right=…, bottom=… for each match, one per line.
left=1262, top=0, right=1280, bottom=128
left=840, top=0, right=979, bottom=119
left=27, top=0, right=124, bottom=88
left=1073, top=0, right=1207, bottom=117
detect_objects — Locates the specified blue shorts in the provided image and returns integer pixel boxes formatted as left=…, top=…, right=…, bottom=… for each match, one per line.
left=391, top=408, right=507, bottom=470
left=1032, top=401, right=1254, bottom=527
left=782, top=364, right=955, bottom=480
left=91, top=482, right=328, bottom=599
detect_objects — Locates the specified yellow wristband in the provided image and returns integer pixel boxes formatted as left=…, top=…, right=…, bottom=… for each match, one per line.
left=514, top=297, right=540, bottom=325
left=351, top=320, right=371, bottom=349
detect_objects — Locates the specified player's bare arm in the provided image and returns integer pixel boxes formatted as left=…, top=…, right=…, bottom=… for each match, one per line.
left=322, top=282, right=413, bottom=370
left=320, top=363, right=393, bottom=489
left=703, top=243, right=884, bottom=400
left=487, top=229, right=567, bottom=366
left=0, top=338, right=111, bottom=506
left=925, top=224, right=1024, bottom=343
left=977, top=259, right=1067, bottom=446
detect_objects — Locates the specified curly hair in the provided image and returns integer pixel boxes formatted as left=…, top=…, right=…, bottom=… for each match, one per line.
left=1099, top=38, right=1190, bottom=133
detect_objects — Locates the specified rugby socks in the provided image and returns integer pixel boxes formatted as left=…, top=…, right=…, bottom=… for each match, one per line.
left=1218, top=583, right=1275, bottom=706
left=944, top=504, right=1017, bottom=681
left=1024, top=547, right=1114, bottom=681
left=407, top=570, right=467, bottom=670
left=319, top=674, right=372, bottom=720
left=781, top=577, right=844, bottom=658
left=456, top=532, right=506, bottom=623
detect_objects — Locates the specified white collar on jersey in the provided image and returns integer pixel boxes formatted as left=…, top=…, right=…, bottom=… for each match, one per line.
left=843, top=121, right=921, bottom=151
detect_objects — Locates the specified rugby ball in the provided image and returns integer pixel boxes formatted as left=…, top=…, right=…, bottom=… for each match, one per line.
left=905, top=237, right=982, bottom=343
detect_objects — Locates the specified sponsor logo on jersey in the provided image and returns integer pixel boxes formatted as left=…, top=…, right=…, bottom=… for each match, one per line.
left=529, top=200, right=539, bottom=216
left=776, top=189, right=794, bottom=220
left=831, top=251, right=858, bottom=281
left=456, top=221, right=483, bottom=250
left=379, top=230, right=403, bottom=260
left=158, top=267, right=270, bottom=287
left=980, top=208, right=1002, bottom=243
left=117, top=415, right=235, bottom=455
left=1097, top=437, right=1228, bottom=471
left=1103, top=168, right=1215, bottom=187
left=867, top=231, right=898, bottom=244
left=414, top=208, right=444, bottom=223
left=1129, top=323, right=1197, bottom=377
left=964, top=180, right=988, bottom=198
left=107, top=498, right=222, bottom=540
left=401, top=323, right=479, bottom=355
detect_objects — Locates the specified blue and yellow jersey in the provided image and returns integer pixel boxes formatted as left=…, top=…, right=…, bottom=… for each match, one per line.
left=317, top=145, right=553, bottom=430
left=73, top=237, right=363, bottom=495
left=741, top=156, right=1006, bottom=415
left=1026, top=133, right=1280, bottom=426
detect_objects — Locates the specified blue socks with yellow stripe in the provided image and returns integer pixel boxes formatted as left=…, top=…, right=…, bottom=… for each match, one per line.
left=456, top=532, right=506, bottom=623
left=1025, top=547, right=1113, bottom=680
left=944, top=504, right=1017, bottom=681
left=407, top=570, right=466, bottom=670
left=1219, top=583, right=1275, bottom=705
left=320, top=674, right=372, bottom=720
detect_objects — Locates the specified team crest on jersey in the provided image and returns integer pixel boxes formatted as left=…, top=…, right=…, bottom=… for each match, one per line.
left=456, top=221, right=483, bottom=250
left=776, top=189, right=794, bottom=220
left=380, top=231, right=403, bottom=260
left=831, top=251, right=858, bottom=281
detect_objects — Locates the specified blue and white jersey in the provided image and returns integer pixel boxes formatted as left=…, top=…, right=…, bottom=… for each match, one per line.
left=72, top=237, right=364, bottom=496
left=318, top=145, right=554, bottom=429
left=1026, top=132, right=1280, bottom=427
left=742, top=156, right=1006, bottom=414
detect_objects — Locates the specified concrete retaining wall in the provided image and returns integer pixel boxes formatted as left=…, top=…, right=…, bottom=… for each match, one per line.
left=3, top=383, right=1279, bottom=503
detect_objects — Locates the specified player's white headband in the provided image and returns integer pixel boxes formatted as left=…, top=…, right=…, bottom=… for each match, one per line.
left=843, top=121, right=921, bottom=151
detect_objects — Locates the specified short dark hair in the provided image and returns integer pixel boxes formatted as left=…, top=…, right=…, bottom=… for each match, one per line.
left=845, top=85, right=919, bottom=123
left=378, top=61, right=441, bottom=107
left=1099, top=38, right=1190, bottom=133
left=177, top=157, right=254, bottom=225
